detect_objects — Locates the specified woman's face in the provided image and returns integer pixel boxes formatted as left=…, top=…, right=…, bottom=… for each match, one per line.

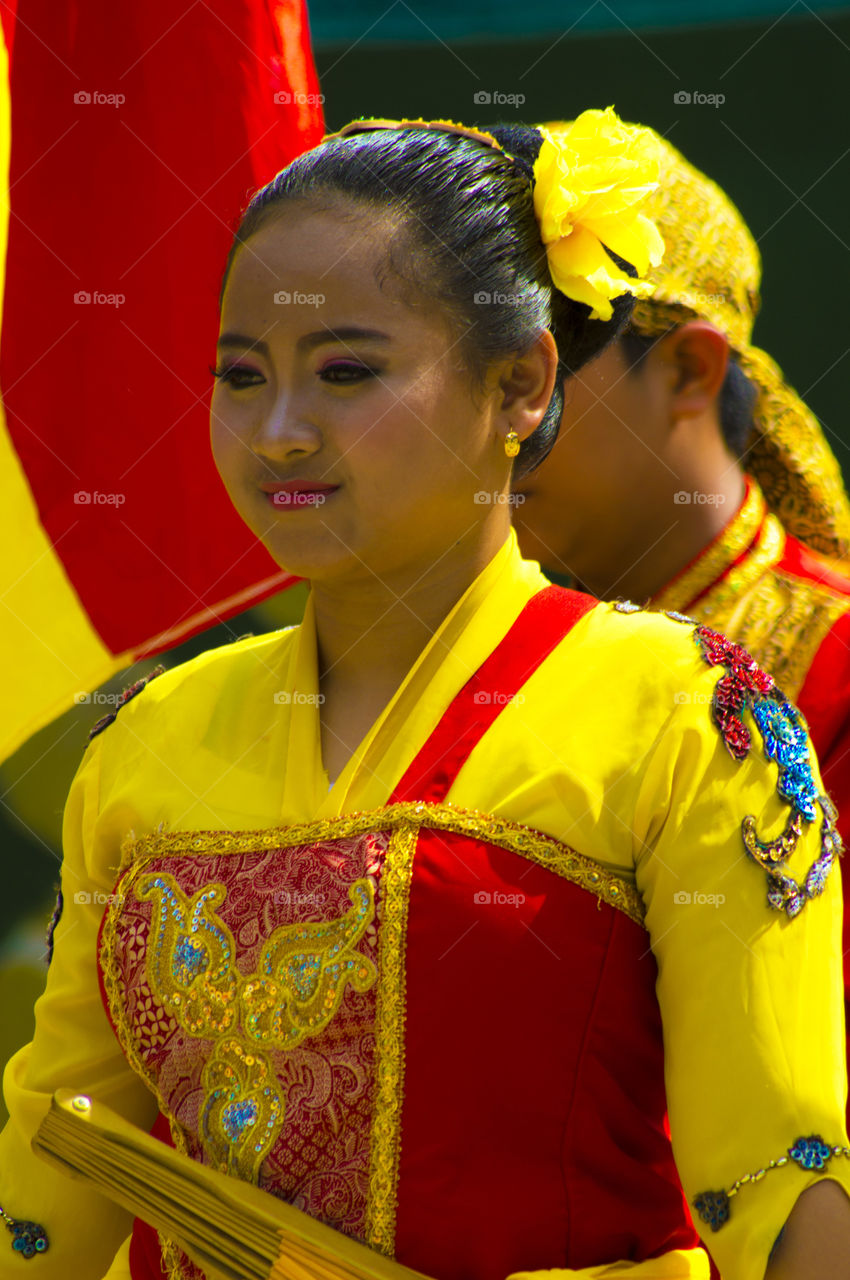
left=210, top=200, right=512, bottom=587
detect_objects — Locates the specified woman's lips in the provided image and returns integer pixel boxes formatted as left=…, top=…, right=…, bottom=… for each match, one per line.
left=259, top=480, right=339, bottom=508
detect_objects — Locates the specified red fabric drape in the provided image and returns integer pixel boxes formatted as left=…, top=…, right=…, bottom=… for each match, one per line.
left=2, top=2, right=323, bottom=660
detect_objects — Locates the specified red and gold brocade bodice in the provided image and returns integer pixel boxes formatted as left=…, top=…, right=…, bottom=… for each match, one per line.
left=96, top=588, right=701, bottom=1279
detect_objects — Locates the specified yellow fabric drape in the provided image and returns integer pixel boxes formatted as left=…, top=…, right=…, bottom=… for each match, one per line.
left=509, top=1252, right=710, bottom=1280
left=2, top=531, right=848, bottom=1280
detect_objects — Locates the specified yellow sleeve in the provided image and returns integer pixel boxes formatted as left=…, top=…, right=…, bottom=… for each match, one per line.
left=0, top=733, right=158, bottom=1278
left=634, top=640, right=850, bottom=1280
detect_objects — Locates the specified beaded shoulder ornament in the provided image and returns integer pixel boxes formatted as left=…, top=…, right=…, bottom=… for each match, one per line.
left=614, top=603, right=846, bottom=1231
left=614, top=601, right=842, bottom=919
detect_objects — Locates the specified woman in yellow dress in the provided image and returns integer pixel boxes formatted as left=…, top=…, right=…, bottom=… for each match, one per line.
left=1, top=111, right=849, bottom=1280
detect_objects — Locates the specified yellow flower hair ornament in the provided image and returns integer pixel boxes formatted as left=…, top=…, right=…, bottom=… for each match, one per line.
left=534, top=108, right=665, bottom=321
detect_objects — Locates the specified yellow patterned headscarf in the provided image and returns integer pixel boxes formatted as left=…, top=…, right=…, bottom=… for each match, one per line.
left=545, top=122, right=850, bottom=558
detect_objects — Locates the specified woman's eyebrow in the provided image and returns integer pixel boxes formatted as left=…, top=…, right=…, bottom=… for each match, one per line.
left=216, top=332, right=270, bottom=356
left=215, top=327, right=391, bottom=355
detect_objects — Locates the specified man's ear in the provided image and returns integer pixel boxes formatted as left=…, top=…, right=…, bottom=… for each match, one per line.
left=656, top=320, right=730, bottom=419
left=497, top=329, right=560, bottom=442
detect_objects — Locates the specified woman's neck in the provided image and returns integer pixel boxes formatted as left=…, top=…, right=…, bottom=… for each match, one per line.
left=312, top=533, right=508, bottom=691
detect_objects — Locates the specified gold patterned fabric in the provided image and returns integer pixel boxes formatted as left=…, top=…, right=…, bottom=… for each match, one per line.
left=99, top=803, right=643, bottom=1276
left=653, top=480, right=850, bottom=701
left=621, top=129, right=850, bottom=559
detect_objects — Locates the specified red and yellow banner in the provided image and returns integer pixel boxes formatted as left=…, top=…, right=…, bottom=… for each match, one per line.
left=0, top=2, right=324, bottom=761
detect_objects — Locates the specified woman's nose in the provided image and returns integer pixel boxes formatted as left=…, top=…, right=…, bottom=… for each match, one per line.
left=251, top=395, right=321, bottom=462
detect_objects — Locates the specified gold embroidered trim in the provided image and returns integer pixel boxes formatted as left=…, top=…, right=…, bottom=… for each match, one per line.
left=652, top=481, right=766, bottom=614
left=754, top=570, right=850, bottom=702
left=99, top=878, right=226, bottom=1280
left=364, top=823, right=417, bottom=1255
left=686, top=515, right=785, bottom=629
left=99, top=899, right=159, bottom=1101
left=159, top=1236, right=185, bottom=1280
left=97, top=919, right=192, bottom=1276
left=117, top=802, right=644, bottom=927
left=661, top=546, right=850, bottom=704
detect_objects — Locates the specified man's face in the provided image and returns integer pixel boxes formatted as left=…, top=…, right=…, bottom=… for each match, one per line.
left=513, top=338, right=673, bottom=588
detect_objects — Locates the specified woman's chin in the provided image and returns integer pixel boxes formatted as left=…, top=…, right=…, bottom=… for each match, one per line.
left=259, top=531, right=355, bottom=583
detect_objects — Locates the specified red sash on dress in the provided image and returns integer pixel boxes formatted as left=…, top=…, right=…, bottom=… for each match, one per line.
left=98, top=585, right=701, bottom=1279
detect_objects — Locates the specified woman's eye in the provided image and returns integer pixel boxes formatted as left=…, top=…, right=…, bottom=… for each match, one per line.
left=318, top=360, right=379, bottom=384
left=209, top=364, right=264, bottom=388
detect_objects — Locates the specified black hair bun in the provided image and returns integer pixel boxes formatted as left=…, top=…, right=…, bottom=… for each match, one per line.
left=483, top=122, right=543, bottom=182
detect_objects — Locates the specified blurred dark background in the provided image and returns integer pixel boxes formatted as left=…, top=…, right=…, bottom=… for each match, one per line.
left=2, top=1, right=848, bottom=1109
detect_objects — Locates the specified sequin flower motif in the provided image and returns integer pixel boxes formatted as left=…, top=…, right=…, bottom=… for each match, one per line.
left=692, top=1190, right=730, bottom=1232
left=0, top=1211, right=49, bottom=1260
left=693, top=625, right=842, bottom=919
left=789, top=1136, right=833, bottom=1171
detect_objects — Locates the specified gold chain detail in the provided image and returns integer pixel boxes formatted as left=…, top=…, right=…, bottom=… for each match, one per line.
left=117, top=802, right=644, bottom=928
left=364, top=823, right=417, bottom=1255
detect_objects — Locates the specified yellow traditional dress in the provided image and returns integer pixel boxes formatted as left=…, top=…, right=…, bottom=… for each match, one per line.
left=1, top=532, right=848, bottom=1280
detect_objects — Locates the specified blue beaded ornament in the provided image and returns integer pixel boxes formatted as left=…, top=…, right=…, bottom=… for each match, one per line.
left=694, top=1134, right=850, bottom=1231
left=692, top=1190, right=730, bottom=1232
left=0, top=1206, right=49, bottom=1260
left=789, top=1135, right=833, bottom=1171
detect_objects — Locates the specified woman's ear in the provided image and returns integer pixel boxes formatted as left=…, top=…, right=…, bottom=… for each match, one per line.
left=655, top=320, right=730, bottom=419
left=497, top=329, right=560, bottom=442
